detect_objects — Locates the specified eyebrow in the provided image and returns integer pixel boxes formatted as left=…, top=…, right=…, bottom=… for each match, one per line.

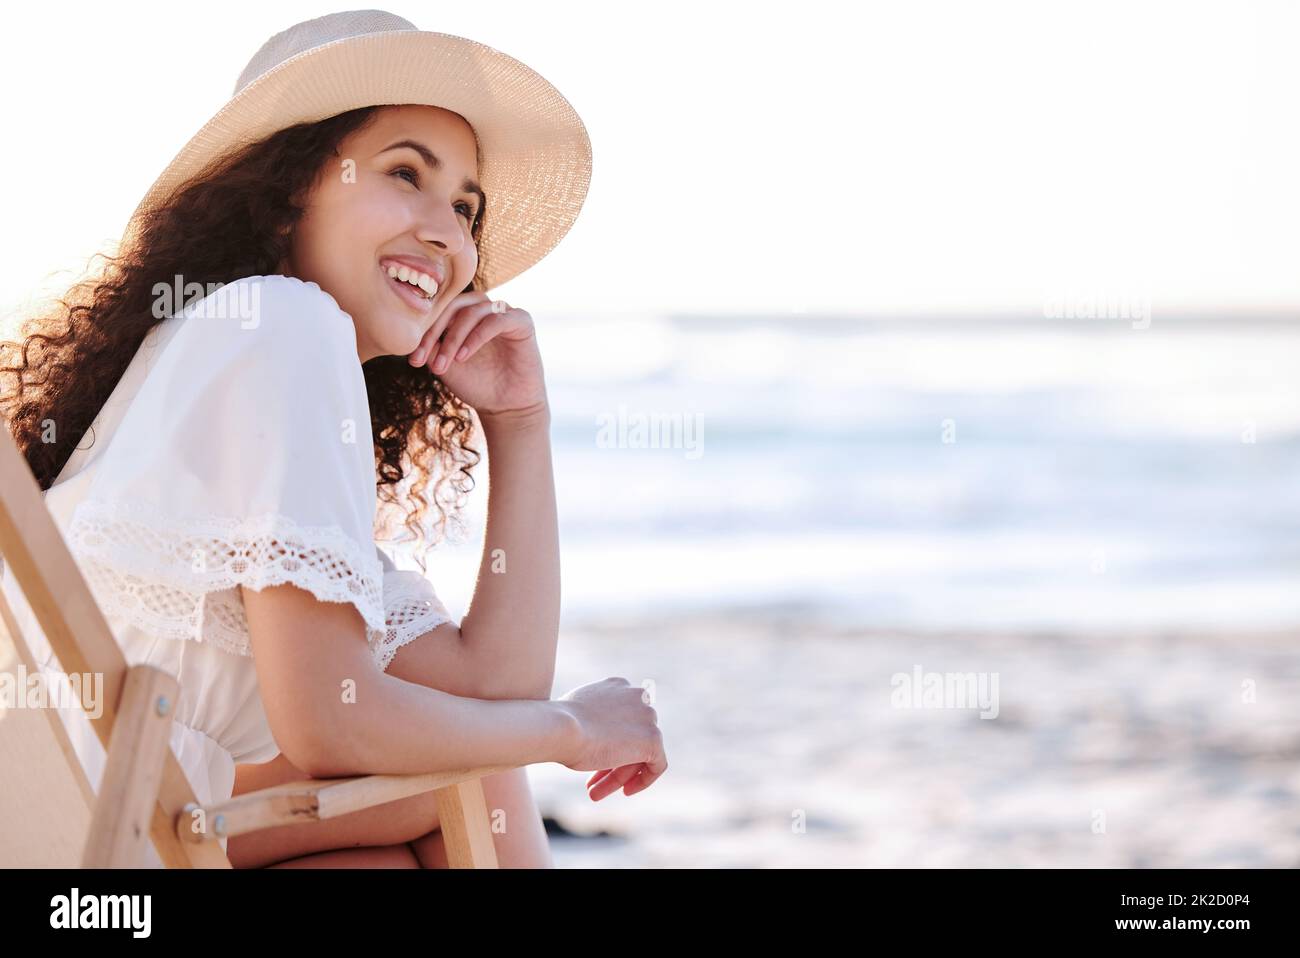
left=378, top=139, right=485, bottom=214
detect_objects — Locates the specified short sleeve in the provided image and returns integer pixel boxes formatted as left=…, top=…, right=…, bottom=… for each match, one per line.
left=372, top=543, right=456, bottom=671
left=64, top=275, right=389, bottom=662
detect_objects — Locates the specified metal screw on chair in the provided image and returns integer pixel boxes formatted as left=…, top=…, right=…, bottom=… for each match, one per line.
left=155, top=695, right=171, bottom=717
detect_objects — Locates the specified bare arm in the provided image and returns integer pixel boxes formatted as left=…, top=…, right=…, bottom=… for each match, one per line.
left=241, top=581, right=575, bottom=779
left=452, top=401, right=561, bottom=700
left=375, top=402, right=561, bottom=702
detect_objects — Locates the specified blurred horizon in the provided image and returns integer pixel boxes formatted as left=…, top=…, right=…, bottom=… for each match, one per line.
left=398, top=306, right=1300, bottom=639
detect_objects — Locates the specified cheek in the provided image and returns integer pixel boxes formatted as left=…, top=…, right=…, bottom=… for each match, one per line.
left=454, top=242, right=479, bottom=289
left=294, top=203, right=352, bottom=271
left=351, top=185, right=411, bottom=234
left=313, top=182, right=403, bottom=252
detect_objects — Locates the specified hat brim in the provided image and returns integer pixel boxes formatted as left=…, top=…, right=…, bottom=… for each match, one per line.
left=125, top=30, right=592, bottom=291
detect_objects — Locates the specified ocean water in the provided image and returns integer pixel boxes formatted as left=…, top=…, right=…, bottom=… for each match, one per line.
left=412, top=313, right=1300, bottom=633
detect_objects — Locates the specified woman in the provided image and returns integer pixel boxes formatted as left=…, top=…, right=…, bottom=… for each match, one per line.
left=0, top=10, right=666, bottom=868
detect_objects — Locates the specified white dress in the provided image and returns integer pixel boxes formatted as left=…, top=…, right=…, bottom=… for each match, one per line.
left=0, top=274, right=455, bottom=864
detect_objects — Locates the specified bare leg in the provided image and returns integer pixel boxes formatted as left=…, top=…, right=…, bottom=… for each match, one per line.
left=267, top=842, right=422, bottom=868
left=227, top=751, right=445, bottom=869
left=230, top=756, right=552, bottom=869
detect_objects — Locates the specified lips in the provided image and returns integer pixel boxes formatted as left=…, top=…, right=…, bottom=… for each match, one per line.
left=379, top=255, right=446, bottom=290
left=382, top=265, right=435, bottom=312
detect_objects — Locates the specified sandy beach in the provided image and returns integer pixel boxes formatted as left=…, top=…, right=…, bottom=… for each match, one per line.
left=528, top=610, right=1300, bottom=868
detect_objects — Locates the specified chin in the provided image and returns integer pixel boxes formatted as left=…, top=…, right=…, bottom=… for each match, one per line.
left=375, top=314, right=427, bottom=357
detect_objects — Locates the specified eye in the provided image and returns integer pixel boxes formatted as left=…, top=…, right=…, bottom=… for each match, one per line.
left=391, top=166, right=477, bottom=223
left=390, top=165, right=420, bottom=187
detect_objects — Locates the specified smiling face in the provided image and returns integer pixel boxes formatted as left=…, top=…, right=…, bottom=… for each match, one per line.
left=278, top=105, right=483, bottom=363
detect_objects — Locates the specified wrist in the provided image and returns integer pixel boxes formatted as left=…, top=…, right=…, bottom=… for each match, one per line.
left=479, top=400, right=551, bottom=432
left=546, top=699, right=581, bottom=766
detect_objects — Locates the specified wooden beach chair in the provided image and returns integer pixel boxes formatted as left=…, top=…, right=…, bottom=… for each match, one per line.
left=0, top=418, right=510, bottom=868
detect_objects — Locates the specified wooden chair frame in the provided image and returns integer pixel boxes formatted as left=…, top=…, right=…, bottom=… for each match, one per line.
left=0, top=418, right=510, bottom=868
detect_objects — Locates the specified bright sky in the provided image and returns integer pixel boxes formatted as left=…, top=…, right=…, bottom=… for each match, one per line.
left=3, top=0, right=1298, bottom=324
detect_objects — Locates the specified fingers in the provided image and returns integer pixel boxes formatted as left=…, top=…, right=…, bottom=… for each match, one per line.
left=621, top=766, right=658, bottom=797
left=408, top=312, right=452, bottom=367
left=623, top=745, right=667, bottom=796
left=407, top=291, right=487, bottom=367
left=450, top=308, right=516, bottom=365
left=408, top=334, right=435, bottom=367
left=586, top=748, right=667, bottom=800
left=587, top=764, right=642, bottom=802
left=408, top=296, right=514, bottom=372
left=429, top=299, right=513, bottom=374
left=583, top=696, right=668, bottom=801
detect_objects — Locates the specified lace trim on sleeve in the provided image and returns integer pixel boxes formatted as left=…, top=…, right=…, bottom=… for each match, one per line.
left=65, top=498, right=387, bottom=659
left=374, top=568, right=455, bottom=672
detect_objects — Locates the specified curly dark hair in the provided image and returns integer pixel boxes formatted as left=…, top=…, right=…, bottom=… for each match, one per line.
left=0, top=105, right=484, bottom=572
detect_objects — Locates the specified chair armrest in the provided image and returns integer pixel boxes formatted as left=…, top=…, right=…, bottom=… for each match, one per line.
left=175, top=763, right=518, bottom=845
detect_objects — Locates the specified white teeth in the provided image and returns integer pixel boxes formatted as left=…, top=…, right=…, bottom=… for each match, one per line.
left=384, top=263, right=439, bottom=299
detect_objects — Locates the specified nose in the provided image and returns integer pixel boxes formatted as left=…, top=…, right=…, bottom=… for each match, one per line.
left=414, top=195, right=468, bottom=258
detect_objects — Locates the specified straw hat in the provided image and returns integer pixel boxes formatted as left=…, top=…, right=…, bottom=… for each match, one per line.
left=123, top=9, right=592, bottom=292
